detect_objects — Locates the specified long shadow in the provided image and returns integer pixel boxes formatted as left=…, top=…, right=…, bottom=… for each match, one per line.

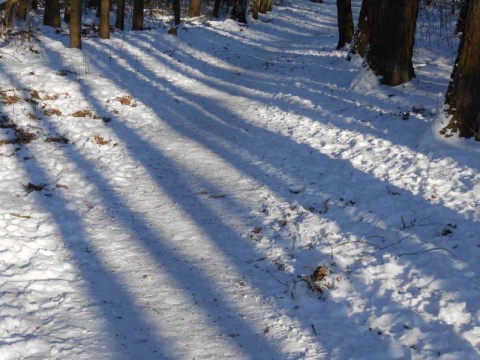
left=84, top=34, right=479, bottom=229
left=8, top=39, right=414, bottom=358
left=1, top=60, right=300, bottom=359
left=114, top=4, right=480, bottom=177
left=0, top=69, right=181, bottom=358
left=47, top=31, right=480, bottom=357
left=130, top=28, right=474, bottom=179
left=3, top=1, right=479, bottom=357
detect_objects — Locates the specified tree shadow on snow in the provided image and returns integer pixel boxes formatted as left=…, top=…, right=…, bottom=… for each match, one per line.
left=2, top=0, right=479, bottom=357
left=29, top=30, right=479, bottom=357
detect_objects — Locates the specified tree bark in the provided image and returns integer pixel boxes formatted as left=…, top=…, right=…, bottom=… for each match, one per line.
left=173, top=0, right=181, bottom=25
left=115, top=0, right=125, bottom=30
left=456, top=0, right=469, bottom=34
left=443, top=0, right=480, bottom=140
left=259, top=0, right=268, bottom=13
left=252, top=0, right=260, bottom=19
left=365, top=0, right=419, bottom=86
left=350, top=0, right=374, bottom=57
left=231, top=0, right=247, bottom=23
left=188, top=0, right=201, bottom=17
left=266, top=0, right=272, bottom=11
left=0, top=0, right=18, bottom=27
left=70, top=0, right=82, bottom=48
left=213, top=0, right=220, bottom=17
left=15, top=0, right=27, bottom=19
left=64, top=0, right=71, bottom=23
left=99, top=0, right=110, bottom=38
left=132, top=0, right=144, bottom=30
left=44, top=0, right=61, bottom=27
left=336, top=0, right=354, bottom=50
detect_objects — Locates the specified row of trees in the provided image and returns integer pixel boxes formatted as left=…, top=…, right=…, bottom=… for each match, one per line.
left=1, top=0, right=263, bottom=44
left=65, top=0, right=270, bottom=46
left=332, top=0, right=479, bottom=140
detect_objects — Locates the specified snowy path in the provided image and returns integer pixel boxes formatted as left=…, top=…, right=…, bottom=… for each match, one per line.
left=1, top=0, right=480, bottom=359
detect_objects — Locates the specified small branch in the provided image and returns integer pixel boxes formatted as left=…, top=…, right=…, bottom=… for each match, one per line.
left=323, top=233, right=334, bottom=259
left=0, top=51, right=22, bottom=64
left=332, top=235, right=386, bottom=250
left=399, top=246, right=457, bottom=258
left=264, top=267, right=289, bottom=287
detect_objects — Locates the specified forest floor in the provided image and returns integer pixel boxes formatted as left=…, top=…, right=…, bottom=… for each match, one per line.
left=1, top=0, right=479, bottom=359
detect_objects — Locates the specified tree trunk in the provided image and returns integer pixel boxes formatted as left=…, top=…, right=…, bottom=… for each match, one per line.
left=365, top=0, right=419, bottom=86
left=252, top=0, right=260, bottom=19
left=213, top=0, right=220, bottom=17
left=443, top=0, right=480, bottom=140
left=70, top=0, right=82, bottom=48
left=188, top=0, right=201, bottom=17
left=350, top=0, right=374, bottom=57
left=64, top=0, right=71, bottom=23
left=266, top=0, right=272, bottom=11
left=231, top=0, right=247, bottom=23
left=455, top=0, right=469, bottom=34
left=336, top=0, right=354, bottom=50
left=115, top=0, right=125, bottom=29
left=15, top=0, right=27, bottom=19
left=132, top=0, right=144, bottom=30
left=44, top=0, right=61, bottom=27
left=0, top=0, right=17, bottom=27
left=259, top=0, right=267, bottom=13
left=99, top=0, right=110, bottom=38
left=173, top=0, right=180, bottom=25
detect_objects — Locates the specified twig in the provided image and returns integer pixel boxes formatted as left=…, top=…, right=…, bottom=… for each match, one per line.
left=0, top=51, right=22, bottom=63
left=264, top=267, right=289, bottom=287
left=323, top=232, right=334, bottom=259
left=333, top=233, right=415, bottom=253
left=332, top=235, right=387, bottom=250
left=399, top=246, right=457, bottom=258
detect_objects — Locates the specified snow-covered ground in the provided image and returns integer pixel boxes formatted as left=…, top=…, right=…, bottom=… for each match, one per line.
left=1, top=0, right=479, bottom=359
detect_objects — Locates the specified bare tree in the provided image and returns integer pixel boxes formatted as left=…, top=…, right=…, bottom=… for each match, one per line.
left=44, top=0, right=61, bottom=27
left=70, top=0, right=82, bottom=48
left=173, top=0, right=181, bottom=25
left=231, top=0, right=247, bottom=23
left=442, top=0, right=480, bottom=140
left=252, top=0, right=260, bottom=19
left=115, top=0, right=126, bottom=30
left=259, top=0, right=269, bottom=13
left=64, top=0, right=71, bottom=23
left=350, top=0, right=374, bottom=57
left=0, top=0, right=17, bottom=27
left=132, top=0, right=144, bottom=30
left=15, top=0, right=27, bottom=19
left=455, top=0, right=468, bottom=34
left=336, top=0, right=354, bottom=50
left=365, top=0, right=420, bottom=85
left=213, top=0, right=221, bottom=17
left=188, top=0, right=201, bottom=17
left=99, top=0, right=110, bottom=38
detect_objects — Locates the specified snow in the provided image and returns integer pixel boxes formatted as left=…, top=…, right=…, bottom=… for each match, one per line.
left=1, top=0, right=479, bottom=359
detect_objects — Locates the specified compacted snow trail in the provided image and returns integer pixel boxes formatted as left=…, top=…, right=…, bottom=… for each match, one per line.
left=1, top=0, right=480, bottom=359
